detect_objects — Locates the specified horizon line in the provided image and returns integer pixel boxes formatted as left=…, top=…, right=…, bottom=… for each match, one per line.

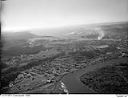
left=2, top=20, right=128, bottom=33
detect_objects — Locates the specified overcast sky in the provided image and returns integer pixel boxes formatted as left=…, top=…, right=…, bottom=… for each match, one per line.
left=1, top=0, right=128, bottom=32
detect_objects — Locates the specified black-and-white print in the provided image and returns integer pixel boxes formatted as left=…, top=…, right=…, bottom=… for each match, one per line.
left=1, top=0, right=128, bottom=94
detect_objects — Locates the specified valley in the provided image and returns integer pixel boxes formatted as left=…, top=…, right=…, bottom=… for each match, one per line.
left=1, top=22, right=128, bottom=94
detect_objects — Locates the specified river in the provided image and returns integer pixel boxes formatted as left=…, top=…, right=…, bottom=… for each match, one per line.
left=61, top=70, right=95, bottom=94
left=61, top=62, right=103, bottom=94
left=61, top=58, right=118, bottom=94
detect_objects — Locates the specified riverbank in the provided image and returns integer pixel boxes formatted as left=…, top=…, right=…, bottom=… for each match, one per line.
left=61, top=57, right=128, bottom=94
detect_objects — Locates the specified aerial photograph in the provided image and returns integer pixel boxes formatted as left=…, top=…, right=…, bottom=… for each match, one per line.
left=1, top=0, right=128, bottom=94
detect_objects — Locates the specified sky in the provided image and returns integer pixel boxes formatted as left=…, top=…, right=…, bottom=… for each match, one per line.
left=1, top=0, right=128, bottom=32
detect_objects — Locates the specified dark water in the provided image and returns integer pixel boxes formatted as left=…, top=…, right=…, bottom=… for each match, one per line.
left=61, top=58, right=128, bottom=94
left=62, top=70, right=96, bottom=94
left=61, top=62, right=107, bottom=94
